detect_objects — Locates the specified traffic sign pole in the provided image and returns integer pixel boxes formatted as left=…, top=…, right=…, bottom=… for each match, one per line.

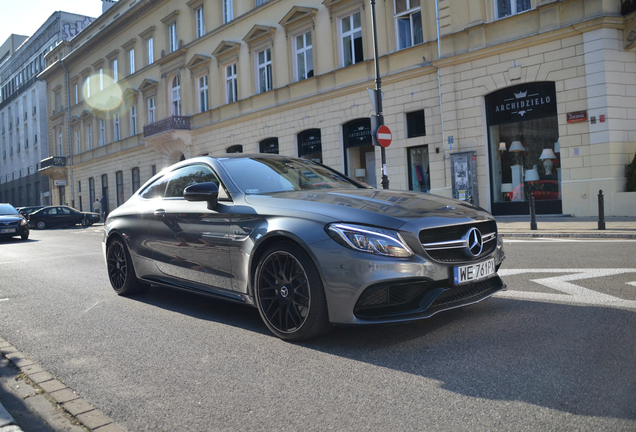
left=370, top=0, right=389, bottom=189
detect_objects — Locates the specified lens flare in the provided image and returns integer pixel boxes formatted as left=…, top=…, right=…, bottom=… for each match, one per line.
left=82, top=74, right=123, bottom=112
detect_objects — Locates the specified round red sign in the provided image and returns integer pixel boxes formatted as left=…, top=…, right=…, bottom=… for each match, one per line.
left=376, top=125, right=392, bottom=147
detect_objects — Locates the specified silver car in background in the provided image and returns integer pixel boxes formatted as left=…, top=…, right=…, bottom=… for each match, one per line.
left=103, top=154, right=505, bottom=341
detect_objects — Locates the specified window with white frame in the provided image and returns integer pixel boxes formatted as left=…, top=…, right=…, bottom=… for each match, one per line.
left=195, top=7, right=205, bottom=38
left=225, top=63, right=237, bottom=104
left=112, top=59, right=118, bottom=83
left=128, top=49, right=135, bottom=75
left=57, top=128, right=63, bottom=156
left=86, top=124, right=92, bottom=150
left=223, top=0, right=233, bottom=24
left=130, top=106, right=137, bottom=136
left=113, top=113, right=120, bottom=141
left=147, top=38, right=154, bottom=65
left=198, top=75, right=208, bottom=113
left=147, top=97, right=156, bottom=124
left=341, top=12, right=363, bottom=67
left=75, top=129, right=80, bottom=154
left=395, top=0, right=422, bottom=49
left=169, top=23, right=178, bottom=53
left=85, top=76, right=91, bottom=98
left=256, top=0, right=268, bottom=6
left=495, top=0, right=531, bottom=19
left=172, top=75, right=181, bottom=116
left=74, top=84, right=78, bottom=104
left=99, top=68, right=104, bottom=91
left=99, top=119, right=105, bottom=146
left=294, top=31, right=313, bottom=81
left=256, top=48, right=272, bottom=94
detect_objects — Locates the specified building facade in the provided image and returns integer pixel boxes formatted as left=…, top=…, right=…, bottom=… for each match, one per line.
left=0, top=12, right=95, bottom=207
left=39, top=0, right=636, bottom=216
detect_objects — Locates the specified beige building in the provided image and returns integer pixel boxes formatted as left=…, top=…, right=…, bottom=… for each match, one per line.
left=39, top=0, right=636, bottom=217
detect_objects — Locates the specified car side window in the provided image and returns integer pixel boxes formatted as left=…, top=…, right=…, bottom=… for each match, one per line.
left=164, top=164, right=221, bottom=198
left=47, top=208, right=57, bottom=215
left=140, top=175, right=169, bottom=199
left=60, top=207, right=71, bottom=215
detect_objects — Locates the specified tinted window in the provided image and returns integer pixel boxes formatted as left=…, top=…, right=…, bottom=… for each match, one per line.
left=164, top=165, right=220, bottom=198
left=406, top=110, right=425, bottom=138
left=140, top=175, right=169, bottom=199
left=46, top=208, right=58, bottom=215
left=220, top=157, right=361, bottom=194
left=0, top=204, right=19, bottom=215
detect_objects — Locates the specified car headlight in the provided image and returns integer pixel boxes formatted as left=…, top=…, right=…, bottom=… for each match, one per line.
left=326, top=223, right=413, bottom=258
left=20, top=219, right=26, bottom=226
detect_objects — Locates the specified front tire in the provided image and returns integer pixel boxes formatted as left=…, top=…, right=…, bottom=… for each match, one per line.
left=36, top=221, right=46, bottom=230
left=106, top=238, right=150, bottom=295
left=21, top=232, right=29, bottom=240
left=254, top=242, right=331, bottom=341
left=81, top=218, right=89, bottom=227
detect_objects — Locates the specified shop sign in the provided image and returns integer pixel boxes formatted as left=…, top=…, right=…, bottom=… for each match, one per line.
left=298, top=129, right=322, bottom=156
left=567, top=110, right=587, bottom=123
left=54, top=180, right=67, bottom=186
left=344, top=118, right=372, bottom=148
left=486, top=82, right=557, bottom=125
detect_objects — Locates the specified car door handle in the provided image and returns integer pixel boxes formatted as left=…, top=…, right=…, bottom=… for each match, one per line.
left=154, top=209, right=166, bottom=217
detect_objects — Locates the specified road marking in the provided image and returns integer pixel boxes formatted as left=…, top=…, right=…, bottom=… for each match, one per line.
left=496, top=268, right=636, bottom=309
left=0, top=298, right=8, bottom=302
left=0, top=252, right=102, bottom=265
left=627, top=281, right=636, bottom=287
left=504, top=239, right=636, bottom=243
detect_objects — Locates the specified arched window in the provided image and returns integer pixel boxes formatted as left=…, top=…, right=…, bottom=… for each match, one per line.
left=171, top=75, right=181, bottom=116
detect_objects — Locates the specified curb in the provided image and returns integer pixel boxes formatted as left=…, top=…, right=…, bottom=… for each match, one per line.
left=0, top=338, right=126, bottom=432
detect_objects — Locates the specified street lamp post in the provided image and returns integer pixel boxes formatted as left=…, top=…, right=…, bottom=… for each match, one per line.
left=370, top=0, right=389, bottom=189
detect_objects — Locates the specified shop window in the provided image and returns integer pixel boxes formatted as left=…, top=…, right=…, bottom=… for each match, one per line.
left=406, top=110, right=425, bottom=138
left=297, top=129, right=322, bottom=163
left=132, top=167, right=140, bottom=193
left=407, top=146, right=430, bottom=192
left=116, top=171, right=124, bottom=206
left=343, top=119, right=375, bottom=187
left=260, top=137, right=279, bottom=154
left=227, top=145, right=243, bottom=153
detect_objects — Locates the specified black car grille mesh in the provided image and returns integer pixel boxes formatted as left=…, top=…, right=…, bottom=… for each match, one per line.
left=429, top=277, right=503, bottom=309
left=354, top=276, right=504, bottom=319
left=420, top=221, right=497, bottom=263
left=0, top=221, right=19, bottom=227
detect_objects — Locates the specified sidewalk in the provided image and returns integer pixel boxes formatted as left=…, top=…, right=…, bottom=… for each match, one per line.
left=495, top=215, right=636, bottom=238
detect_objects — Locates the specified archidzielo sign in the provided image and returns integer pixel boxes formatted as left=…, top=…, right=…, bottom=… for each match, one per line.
left=486, top=82, right=557, bottom=125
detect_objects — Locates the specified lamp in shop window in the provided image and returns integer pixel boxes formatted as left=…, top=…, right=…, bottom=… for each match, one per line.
left=509, top=140, right=524, bottom=152
left=539, top=148, right=557, bottom=175
left=525, top=165, right=540, bottom=182
left=498, top=142, right=507, bottom=152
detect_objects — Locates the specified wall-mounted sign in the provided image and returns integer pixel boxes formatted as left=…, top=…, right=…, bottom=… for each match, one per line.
left=54, top=180, right=67, bottom=186
left=486, top=82, right=557, bottom=125
left=567, top=110, right=588, bottom=123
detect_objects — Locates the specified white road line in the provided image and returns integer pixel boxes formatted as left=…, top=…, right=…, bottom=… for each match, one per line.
left=0, top=252, right=102, bottom=265
left=504, top=239, right=636, bottom=243
left=0, top=298, right=8, bottom=302
left=496, top=268, right=636, bottom=309
left=627, top=282, right=636, bottom=287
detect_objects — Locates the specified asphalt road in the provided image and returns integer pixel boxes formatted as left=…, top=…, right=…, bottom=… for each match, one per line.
left=1, top=228, right=635, bottom=431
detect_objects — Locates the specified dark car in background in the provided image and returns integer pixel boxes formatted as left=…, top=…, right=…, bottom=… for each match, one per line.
left=16, top=206, right=45, bottom=217
left=103, top=154, right=505, bottom=341
left=28, top=206, right=100, bottom=230
left=0, top=203, right=30, bottom=240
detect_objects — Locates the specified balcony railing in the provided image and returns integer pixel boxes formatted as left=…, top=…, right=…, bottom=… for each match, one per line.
left=39, top=156, right=66, bottom=170
left=143, top=115, right=191, bottom=138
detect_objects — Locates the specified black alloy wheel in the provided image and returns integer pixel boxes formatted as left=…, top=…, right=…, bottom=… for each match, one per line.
left=106, top=238, right=150, bottom=295
left=36, top=221, right=46, bottom=230
left=255, top=242, right=331, bottom=341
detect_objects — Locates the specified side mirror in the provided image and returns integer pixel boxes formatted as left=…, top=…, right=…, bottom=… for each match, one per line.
left=184, top=182, right=219, bottom=210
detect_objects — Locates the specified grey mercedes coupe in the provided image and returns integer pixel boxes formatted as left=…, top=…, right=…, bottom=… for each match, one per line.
left=103, top=154, right=505, bottom=341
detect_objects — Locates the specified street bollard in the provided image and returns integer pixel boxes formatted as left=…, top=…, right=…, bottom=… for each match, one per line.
left=598, top=189, right=606, bottom=230
left=529, top=193, right=537, bottom=230
left=469, top=195, right=474, bottom=205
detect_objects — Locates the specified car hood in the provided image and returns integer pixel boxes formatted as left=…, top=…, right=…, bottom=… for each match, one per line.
left=243, top=189, right=491, bottom=229
left=0, top=215, right=23, bottom=222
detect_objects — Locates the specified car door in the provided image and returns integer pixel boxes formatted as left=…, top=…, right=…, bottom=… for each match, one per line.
left=146, top=163, right=235, bottom=292
left=57, top=207, right=77, bottom=226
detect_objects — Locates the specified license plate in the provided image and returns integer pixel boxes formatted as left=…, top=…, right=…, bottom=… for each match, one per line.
left=454, top=258, right=495, bottom=285
left=1, top=228, right=16, bottom=234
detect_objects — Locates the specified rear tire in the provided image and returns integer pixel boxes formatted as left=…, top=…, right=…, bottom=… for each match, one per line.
left=81, top=218, right=89, bottom=227
left=106, top=238, right=150, bottom=295
left=36, top=221, right=46, bottom=230
left=254, top=242, right=331, bottom=341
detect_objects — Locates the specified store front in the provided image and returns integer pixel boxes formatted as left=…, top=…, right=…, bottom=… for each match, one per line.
left=343, top=118, right=376, bottom=187
left=298, top=129, right=322, bottom=163
left=486, top=82, right=562, bottom=215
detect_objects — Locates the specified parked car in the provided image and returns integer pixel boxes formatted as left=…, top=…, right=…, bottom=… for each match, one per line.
left=16, top=206, right=45, bottom=216
left=0, top=203, right=30, bottom=240
left=103, top=154, right=506, bottom=341
left=28, top=206, right=100, bottom=230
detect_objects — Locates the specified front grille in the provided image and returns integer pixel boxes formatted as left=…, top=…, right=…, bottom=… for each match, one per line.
left=0, top=221, right=18, bottom=227
left=429, top=276, right=503, bottom=309
left=420, top=221, right=498, bottom=263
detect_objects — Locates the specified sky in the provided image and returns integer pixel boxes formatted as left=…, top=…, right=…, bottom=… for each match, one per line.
left=0, top=0, right=104, bottom=46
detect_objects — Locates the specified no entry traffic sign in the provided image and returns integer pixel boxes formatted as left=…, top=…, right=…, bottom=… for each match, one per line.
left=376, top=125, right=392, bottom=147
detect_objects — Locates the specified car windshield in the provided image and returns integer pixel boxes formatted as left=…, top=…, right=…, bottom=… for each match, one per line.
left=0, top=204, right=19, bottom=216
left=220, top=157, right=363, bottom=194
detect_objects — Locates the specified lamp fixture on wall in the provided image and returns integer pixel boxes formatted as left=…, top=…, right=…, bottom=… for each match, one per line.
left=498, top=142, right=507, bottom=151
